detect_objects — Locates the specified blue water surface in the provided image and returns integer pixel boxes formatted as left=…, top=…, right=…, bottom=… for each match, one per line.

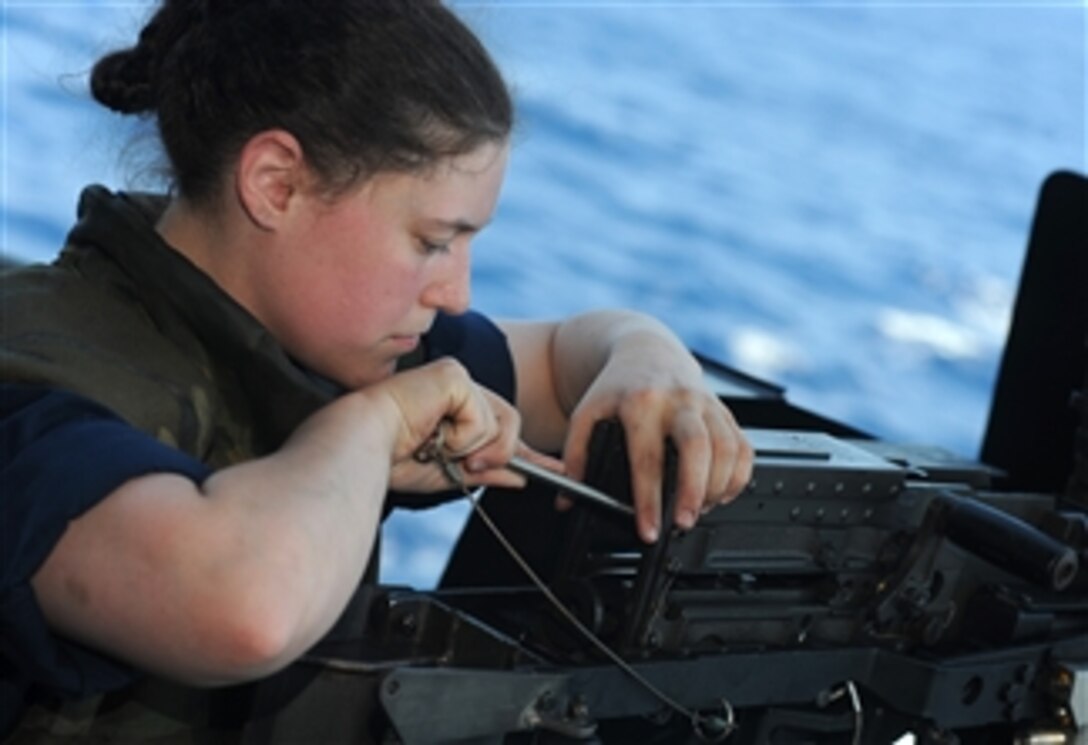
left=3, top=0, right=1085, bottom=587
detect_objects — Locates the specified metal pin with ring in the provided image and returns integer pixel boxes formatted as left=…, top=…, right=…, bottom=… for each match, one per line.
left=506, top=455, right=635, bottom=517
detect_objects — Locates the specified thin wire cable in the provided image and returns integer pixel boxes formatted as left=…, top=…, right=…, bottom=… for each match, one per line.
left=415, top=427, right=735, bottom=740
left=846, top=681, right=863, bottom=745
left=464, top=484, right=735, bottom=741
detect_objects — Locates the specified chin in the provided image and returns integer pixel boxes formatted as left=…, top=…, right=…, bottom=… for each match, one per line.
left=347, top=363, right=397, bottom=389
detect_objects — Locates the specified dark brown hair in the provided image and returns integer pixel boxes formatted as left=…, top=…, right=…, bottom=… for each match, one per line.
left=90, top=0, right=513, bottom=202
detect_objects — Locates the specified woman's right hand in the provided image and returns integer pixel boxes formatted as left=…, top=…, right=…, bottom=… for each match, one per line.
left=364, top=357, right=537, bottom=493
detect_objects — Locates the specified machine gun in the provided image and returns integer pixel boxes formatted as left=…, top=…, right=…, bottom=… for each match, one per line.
left=287, top=172, right=1088, bottom=744
left=359, top=421, right=1086, bottom=745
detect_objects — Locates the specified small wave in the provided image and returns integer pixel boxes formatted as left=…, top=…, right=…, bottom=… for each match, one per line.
left=876, top=274, right=1012, bottom=362
left=877, top=309, right=984, bottom=360
left=728, top=326, right=806, bottom=380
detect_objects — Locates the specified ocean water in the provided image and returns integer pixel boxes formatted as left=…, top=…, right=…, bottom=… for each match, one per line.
left=3, top=1, right=1085, bottom=588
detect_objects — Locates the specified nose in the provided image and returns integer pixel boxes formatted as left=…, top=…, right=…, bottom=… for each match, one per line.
left=421, top=247, right=471, bottom=315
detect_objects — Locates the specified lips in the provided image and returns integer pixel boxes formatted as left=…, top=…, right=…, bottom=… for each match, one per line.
left=389, top=334, right=421, bottom=353
left=388, top=317, right=433, bottom=353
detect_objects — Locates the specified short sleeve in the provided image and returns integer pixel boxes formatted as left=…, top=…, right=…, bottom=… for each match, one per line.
left=0, top=384, right=213, bottom=732
left=422, top=310, right=516, bottom=404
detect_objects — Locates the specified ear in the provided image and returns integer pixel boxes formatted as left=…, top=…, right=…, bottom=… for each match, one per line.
left=234, top=130, right=307, bottom=231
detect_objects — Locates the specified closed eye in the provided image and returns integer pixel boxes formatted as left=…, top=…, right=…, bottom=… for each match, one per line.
left=419, top=238, right=452, bottom=255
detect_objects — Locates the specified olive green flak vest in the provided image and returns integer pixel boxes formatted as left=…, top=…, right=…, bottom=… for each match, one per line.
left=3, top=186, right=407, bottom=744
left=2, top=186, right=338, bottom=465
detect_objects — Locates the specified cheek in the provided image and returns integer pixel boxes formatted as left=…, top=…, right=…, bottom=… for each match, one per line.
left=284, top=210, right=429, bottom=349
left=329, top=265, right=422, bottom=333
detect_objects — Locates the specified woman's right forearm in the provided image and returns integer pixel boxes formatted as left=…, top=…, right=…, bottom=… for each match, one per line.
left=33, top=390, right=398, bottom=685
left=194, top=389, right=399, bottom=674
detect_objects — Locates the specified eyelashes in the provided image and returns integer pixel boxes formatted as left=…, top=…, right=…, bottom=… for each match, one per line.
left=420, top=239, right=452, bottom=255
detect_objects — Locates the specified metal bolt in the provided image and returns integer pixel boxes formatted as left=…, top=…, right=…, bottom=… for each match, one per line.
left=397, top=613, right=418, bottom=636
left=536, top=690, right=556, bottom=712
left=569, top=696, right=590, bottom=721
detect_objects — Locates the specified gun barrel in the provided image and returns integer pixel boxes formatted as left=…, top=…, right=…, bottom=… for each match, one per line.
left=938, top=494, right=1079, bottom=591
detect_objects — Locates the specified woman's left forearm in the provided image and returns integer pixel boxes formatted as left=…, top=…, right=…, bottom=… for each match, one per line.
left=500, top=309, right=697, bottom=450
left=551, top=309, right=702, bottom=409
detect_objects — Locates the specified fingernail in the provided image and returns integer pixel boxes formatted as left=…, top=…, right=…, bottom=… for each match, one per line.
left=644, top=524, right=659, bottom=543
left=465, top=458, right=484, bottom=473
left=677, top=509, right=697, bottom=531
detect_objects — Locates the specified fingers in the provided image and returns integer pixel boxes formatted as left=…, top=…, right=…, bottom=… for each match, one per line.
left=705, top=405, right=754, bottom=507
left=617, top=394, right=667, bottom=543
left=665, top=398, right=752, bottom=524
left=669, top=407, right=711, bottom=531
left=455, top=388, right=520, bottom=469
left=380, top=358, right=527, bottom=493
left=378, top=357, right=492, bottom=461
left=569, top=389, right=752, bottom=544
left=561, top=405, right=595, bottom=484
left=432, top=382, right=574, bottom=496
left=434, top=362, right=507, bottom=461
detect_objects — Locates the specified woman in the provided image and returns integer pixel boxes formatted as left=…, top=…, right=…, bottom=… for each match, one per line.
left=1, top=0, right=752, bottom=739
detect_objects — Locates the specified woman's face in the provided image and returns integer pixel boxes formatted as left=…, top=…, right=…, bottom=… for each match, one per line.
left=252, top=142, right=509, bottom=389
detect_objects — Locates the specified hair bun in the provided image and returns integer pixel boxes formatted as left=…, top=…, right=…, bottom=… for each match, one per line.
left=90, top=48, right=158, bottom=114
left=90, top=0, right=206, bottom=116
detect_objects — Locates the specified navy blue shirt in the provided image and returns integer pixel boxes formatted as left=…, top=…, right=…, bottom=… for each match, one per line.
left=1, top=387, right=214, bottom=732
left=0, top=309, right=514, bottom=736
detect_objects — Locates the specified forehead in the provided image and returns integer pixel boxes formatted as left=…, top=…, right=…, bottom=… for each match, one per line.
left=363, top=142, right=510, bottom=221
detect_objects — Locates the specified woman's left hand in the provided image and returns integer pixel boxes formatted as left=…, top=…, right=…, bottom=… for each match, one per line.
left=561, top=331, right=753, bottom=544
left=502, top=311, right=753, bottom=544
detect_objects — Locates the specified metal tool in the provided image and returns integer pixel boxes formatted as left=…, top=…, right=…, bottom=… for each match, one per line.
left=507, top=455, right=635, bottom=517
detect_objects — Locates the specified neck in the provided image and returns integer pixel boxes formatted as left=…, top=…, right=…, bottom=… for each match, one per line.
left=156, top=198, right=260, bottom=312
left=157, top=199, right=218, bottom=269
